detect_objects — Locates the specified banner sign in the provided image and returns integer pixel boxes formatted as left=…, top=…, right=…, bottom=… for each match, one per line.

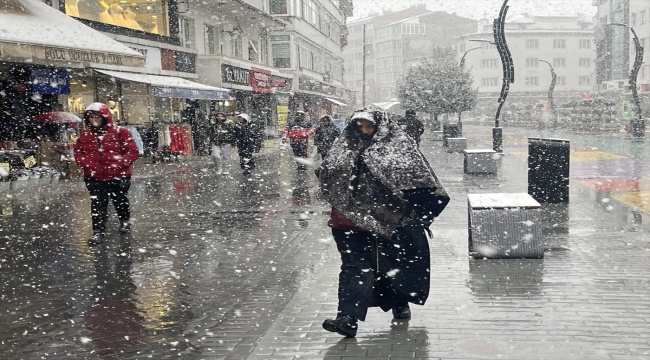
left=30, top=67, right=70, bottom=94
left=222, top=64, right=251, bottom=86
left=153, top=87, right=230, bottom=100
left=251, top=67, right=271, bottom=93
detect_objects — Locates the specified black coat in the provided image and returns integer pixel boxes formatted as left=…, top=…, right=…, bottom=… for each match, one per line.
left=233, top=122, right=260, bottom=153
left=399, top=115, right=425, bottom=143
left=313, top=123, right=341, bottom=156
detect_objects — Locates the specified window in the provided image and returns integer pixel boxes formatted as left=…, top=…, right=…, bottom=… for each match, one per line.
left=579, top=76, right=591, bottom=86
left=204, top=25, right=219, bottom=55
left=553, top=39, right=566, bottom=49
left=260, top=32, right=269, bottom=65
left=230, top=33, right=242, bottom=58
left=459, top=44, right=465, bottom=53
left=271, top=42, right=290, bottom=67
left=631, top=13, right=637, bottom=26
left=296, top=39, right=322, bottom=72
left=302, top=0, right=320, bottom=29
left=481, top=42, right=496, bottom=50
left=526, top=58, right=539, bottom=67
left=248, top=39, right=259, bottom=62
left=553, top=58, right=566, bottom=67
left=179, top=17, right=195, bottom=49
left=640, top=10, right=646, bottom=25
left=64, top=0, right=170, bottom=36
left=481, top=78, right=499, bottom=87
left=402, top=23, right=425, bottom=34
left=481, top=59, right=498, bottom=68
left=269, top=0, right=288, bottom=15
left=579, top=58, right=591, bottom=67
left=519, top=24, right=527, bottom=30
left=557, top=76, right=566, bottom=86
left=579, top=39, right=591, bottom=49
left=525, top=39, right=539, bottom=49
left=525, top=77, right=539, bottom=86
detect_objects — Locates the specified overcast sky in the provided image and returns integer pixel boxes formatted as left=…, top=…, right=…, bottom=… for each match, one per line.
left=350, top=0, right=598, bottom=20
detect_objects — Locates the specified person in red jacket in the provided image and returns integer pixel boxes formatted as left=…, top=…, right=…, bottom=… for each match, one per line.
left=74, top=102, right=140, bottom=244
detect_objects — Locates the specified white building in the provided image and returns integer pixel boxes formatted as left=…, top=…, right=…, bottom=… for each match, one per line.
left=457, top=14, right=596, bottom=107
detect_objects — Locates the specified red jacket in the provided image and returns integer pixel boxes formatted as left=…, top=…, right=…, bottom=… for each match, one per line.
left=73, top=103, right=140, bottom=181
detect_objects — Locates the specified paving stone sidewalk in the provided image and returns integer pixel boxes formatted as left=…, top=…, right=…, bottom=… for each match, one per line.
left=246, top=127, right=650, bottom=360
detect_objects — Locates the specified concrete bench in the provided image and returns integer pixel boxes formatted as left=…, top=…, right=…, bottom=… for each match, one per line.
left=446, top=137, right=467, bottom=153
left=432, top=131, right=444, bottom=141
left=464, top=149, right=497, bottom=174
left=468, top=193, right=544, bottom=259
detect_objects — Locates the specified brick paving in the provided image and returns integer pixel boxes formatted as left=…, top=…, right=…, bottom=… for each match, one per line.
left=1, top=127, right=648, bottom=359
left=246, top=125, right=650, bottom=360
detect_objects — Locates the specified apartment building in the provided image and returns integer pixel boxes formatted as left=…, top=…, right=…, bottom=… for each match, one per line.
left=595, top=0, right=649, bottom=92
left=344, top=5, right=476, bottom=105
left=457, top=14, right=596, bottom=105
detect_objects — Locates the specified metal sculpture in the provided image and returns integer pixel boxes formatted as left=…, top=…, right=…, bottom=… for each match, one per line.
left=492, top=0, right=514, bottom=152
left=539, top=60, right=558, bottom=128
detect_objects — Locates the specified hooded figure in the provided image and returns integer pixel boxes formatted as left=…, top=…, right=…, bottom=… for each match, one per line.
left=233, top=113, right=260, bottom=174
left=73, top=103, right=140, bottom=244
left=282, top=110, right=315, bottom=169
left=398, top=109, right=425, bottom=146
left=208, top=112, right=235, bottom=175
left=313, top=114, right=341, bottom=158
left=315, top=105, right=450, bottom=337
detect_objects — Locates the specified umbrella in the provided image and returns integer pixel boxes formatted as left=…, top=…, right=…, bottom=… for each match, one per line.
left=34, top=111, right=82, bottom=123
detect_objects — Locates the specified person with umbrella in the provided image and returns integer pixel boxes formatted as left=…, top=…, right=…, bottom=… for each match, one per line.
left=73, top=103, right=139, bottom=244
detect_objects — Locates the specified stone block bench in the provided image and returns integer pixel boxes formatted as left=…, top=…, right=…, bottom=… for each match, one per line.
left=463, top=149, right=498, bottom=174
left=467, top=193, right=544, bottom=259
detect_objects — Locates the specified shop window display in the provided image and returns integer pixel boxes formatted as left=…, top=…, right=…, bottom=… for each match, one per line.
left=65, top=0, right=169, bottom=36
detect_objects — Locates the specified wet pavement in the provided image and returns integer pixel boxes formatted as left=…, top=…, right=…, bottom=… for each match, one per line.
left=1, top=126, right=649, bottom=359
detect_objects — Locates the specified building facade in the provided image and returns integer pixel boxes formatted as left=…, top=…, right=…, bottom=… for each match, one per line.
left=344, top=5, right=476, bottom=105
left=457, top=14, right=596, bottom=110
left=594, top=0, right=649, bottom=120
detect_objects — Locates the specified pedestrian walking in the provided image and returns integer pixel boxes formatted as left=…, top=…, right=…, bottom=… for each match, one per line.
left=398, top=109, right=425, bottom=146
left=315, top=105, right=450, bottom=337
left=208, top=112, right=235, bottom=175
left=73, top=102, right=140, bottom=244
left=282, top=110, right=315, bottom=169
left=233, top=113, right=259, bottom=175
left=313, top=115, right=341, bottom=159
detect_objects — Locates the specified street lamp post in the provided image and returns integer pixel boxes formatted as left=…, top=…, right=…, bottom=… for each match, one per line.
left=492, top=0, right=514, bottom=153
left=539, top=60, right=558, bottom=128
left=459, top=47, right=481, bottom=68
left=609, top=22, right=645, bottom=139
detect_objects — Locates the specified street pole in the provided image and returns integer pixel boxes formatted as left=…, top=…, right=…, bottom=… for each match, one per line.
left=610, top=22, right=645, bottom=139
left=539, top=60, right=558, bottom=128
left=362, top=24, right=366, bottom=107
left=459, top=47, right=481, bottom=68
left=492, top=0, right=514, bottom=153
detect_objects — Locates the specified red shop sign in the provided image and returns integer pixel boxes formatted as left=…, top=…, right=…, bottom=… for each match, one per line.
left=251, top=67, right=271, bottom=93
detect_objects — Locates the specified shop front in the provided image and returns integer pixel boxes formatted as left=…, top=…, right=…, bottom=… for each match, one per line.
left=216, top=62, right=293, bottom=138
left=0, top=0, right=145, bottom=188
left=91, top=70, right=230, bottom=157
left=292, top=75, right=353, bottom=126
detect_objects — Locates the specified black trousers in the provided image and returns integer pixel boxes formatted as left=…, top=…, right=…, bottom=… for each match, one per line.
left=332, top=229, right=408, bottom=321
left=238, top=147, right=255, bottom=170
left=84, top=176, right=131, bottom=234
left=290, top=140, right=308, bottom=158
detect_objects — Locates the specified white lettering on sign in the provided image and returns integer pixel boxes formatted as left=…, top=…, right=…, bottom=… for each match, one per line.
left=44, top=47, right=123, bottom=65
left=223, top=65, right=250, bottom=86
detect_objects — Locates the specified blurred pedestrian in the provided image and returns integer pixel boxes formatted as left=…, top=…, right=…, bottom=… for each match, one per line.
left=73, top=103, right=140, bottom=244
left=233, top=113, right=259, bottom=175
left=282, top=110, right=315, bottom=169
left=313, top=115, right=341, bottom=159
left=208, top=112, right=235, bottom=175
left=315, top=105, right=450, bottom=337
left=398, top=109, right=425, bottom=146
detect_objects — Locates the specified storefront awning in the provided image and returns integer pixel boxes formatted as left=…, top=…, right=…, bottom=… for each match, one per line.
left=325, top=98, right=348, bottom=107
left=96, top=70, right=230, bottom=100
left=0, top=0, right=144, bottom=67
left=373, top=101, right=401, bottom=110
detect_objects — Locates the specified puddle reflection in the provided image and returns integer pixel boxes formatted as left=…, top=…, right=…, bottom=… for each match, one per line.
left=467, top=258, right=545, bottom=300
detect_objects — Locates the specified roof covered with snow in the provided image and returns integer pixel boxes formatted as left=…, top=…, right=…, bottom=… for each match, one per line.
left=96, top=70, right=229, bottom=92
left=0, top=0, right=143, bottom=57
